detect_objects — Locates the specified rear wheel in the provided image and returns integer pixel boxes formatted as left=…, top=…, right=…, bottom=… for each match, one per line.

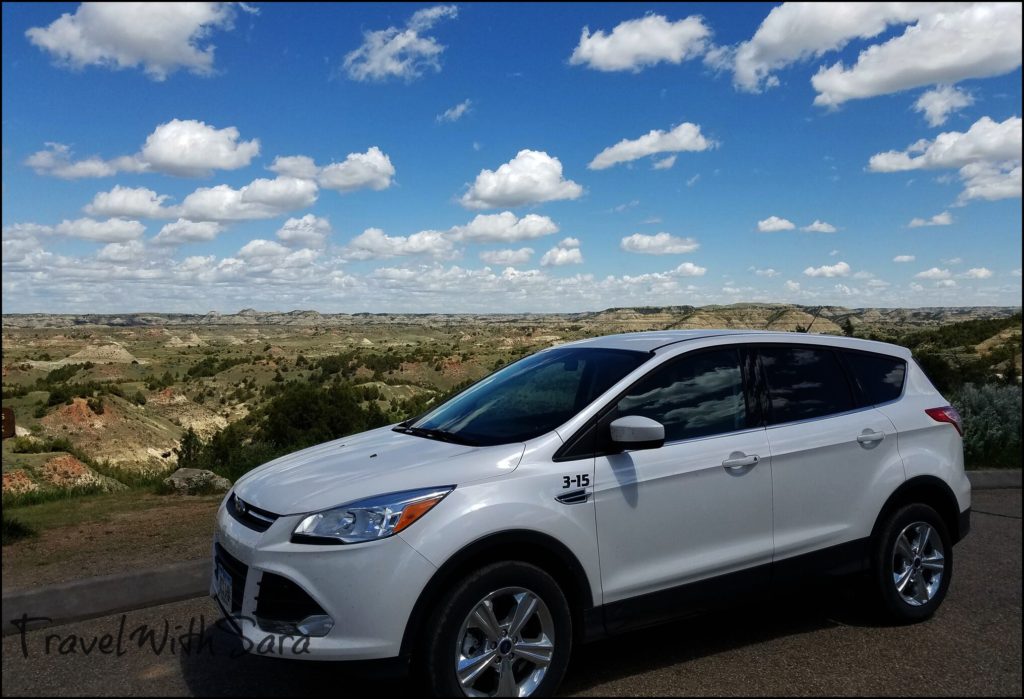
left=424, top=561, right=572, bottom=697
left=872, top=503, right=952, bottom=622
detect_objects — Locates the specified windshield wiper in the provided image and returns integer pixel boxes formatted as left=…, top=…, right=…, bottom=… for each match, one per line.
left=392, top=425, right=480, bottom=447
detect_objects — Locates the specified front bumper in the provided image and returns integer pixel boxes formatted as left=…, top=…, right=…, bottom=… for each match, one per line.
left=211, top=496, right=437, bottom=661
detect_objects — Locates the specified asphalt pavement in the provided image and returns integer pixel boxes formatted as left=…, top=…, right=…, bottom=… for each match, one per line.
left=3, top=489, right=1020, bottom=697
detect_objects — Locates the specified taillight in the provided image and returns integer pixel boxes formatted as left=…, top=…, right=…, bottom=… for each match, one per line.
left=926, top=406, right=963, bottom=436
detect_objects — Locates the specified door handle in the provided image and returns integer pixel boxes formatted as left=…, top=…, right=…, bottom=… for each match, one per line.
left=857, top=430, right=885, bottom=445
left=722, top=453, right=759, bottom=469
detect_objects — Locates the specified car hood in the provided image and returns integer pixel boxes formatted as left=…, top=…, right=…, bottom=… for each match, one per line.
left=232, top=425, right=525, bottom=515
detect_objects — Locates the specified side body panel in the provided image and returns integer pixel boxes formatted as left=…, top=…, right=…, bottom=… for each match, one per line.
left=767, top=408, right=906, bottom=561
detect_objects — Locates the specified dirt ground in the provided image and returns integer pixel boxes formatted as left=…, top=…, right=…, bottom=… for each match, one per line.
left=2, top=494, right=221, bottom=590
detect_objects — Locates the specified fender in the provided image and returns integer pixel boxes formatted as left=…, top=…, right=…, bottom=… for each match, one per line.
left=871, top=475, right=965, bottom=544
left=399, top=529, right=595, bottom=659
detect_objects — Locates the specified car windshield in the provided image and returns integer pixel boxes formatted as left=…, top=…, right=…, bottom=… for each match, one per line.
left=404, top=347, right=649, bottom=446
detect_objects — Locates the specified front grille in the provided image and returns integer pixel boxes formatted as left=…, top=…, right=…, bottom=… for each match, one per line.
left=255, top=572, right=327, bottom=630
left=227, top=493, right=280, bottom=532
left=214, top=542, right=248, bottom=614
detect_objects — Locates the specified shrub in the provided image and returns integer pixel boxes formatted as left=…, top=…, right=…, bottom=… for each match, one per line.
left=951, top=383, right=1022, bottom=469
left=2, top=515, right=36, bottom=545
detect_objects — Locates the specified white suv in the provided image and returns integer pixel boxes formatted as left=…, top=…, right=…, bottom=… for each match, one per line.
left=212, top=330, right=971, bottom=696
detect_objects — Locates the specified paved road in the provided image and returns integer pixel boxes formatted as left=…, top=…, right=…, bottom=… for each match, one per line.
left=3, top=490, right=1020, bottom=697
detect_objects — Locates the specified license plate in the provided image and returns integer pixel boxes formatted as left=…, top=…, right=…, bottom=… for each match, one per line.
left=215, top=563, right=233, bottom=612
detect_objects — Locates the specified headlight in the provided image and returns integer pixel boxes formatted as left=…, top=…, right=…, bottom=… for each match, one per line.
left=291, top=486, right=454, bottom=544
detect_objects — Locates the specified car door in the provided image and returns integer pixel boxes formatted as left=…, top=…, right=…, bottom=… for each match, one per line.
left=593, top=345, right=774, bottom=630
left=757, top=344, right=906, bottom=570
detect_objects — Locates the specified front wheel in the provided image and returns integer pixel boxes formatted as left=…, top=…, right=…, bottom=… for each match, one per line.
left=872, top=503, right=953, bottom=623
left=424, top=561, right=572, bottom=697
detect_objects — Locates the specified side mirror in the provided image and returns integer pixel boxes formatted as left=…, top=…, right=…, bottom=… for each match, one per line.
left=609, top=415, right=665, bottom=451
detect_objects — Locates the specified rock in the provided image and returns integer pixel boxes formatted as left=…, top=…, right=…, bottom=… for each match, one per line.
left=162, top=468, right=232, bottom=496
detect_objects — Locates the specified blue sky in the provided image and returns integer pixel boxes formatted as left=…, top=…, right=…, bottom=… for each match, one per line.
left=2, top=2, right=1021, bottom=313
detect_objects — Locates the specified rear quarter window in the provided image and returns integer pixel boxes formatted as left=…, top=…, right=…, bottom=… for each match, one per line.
left=843, top=351, right=907, bottom=405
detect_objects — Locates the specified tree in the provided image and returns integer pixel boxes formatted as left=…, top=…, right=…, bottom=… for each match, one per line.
left=175, top=427, right=204, bottom=469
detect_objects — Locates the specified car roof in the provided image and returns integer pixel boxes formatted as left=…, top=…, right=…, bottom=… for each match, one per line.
left=557, top=329, right=911, bottom=357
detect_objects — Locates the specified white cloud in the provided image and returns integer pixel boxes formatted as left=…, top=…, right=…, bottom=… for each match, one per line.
left=726, top=4, right=1021, bottom=110
left=589, top=122, right=715, bottom=170
left=914, top=85, right=975, bottom=127
left=914, top=267, right=952, bottom=280
left=728, top=3, right=925, bottom=92
left=317, top=147, right=396, bottom=192
left=812, top=4, right=1022, bottom=108
left=674, top=261, right=707, bottom=276
left=540, top=238, right=583, bottom=266
left=620, top=232, right=700, bottom=255
left=802, top=220, right=837, bottom=233
left=893, top=255, right=916, bottom=263
left=97, top=240, right=145, bottom=263
left=152, top=219, right=224, bottom=246
left=869, top=117, right=1021, bottom=172
left=238, top=239, right=290, bottom=259
left=24, top=143, right=142, bottom=180
left=267, top=148, right=396, bottom=193
left=85, top=186, right=171, bottom=218
left=275, top=214, right=331, bottom=249
left=179, top=176, right=318, bottom=221
left=935, top=279, right=958, bottom=288
left=267, top=155, right=319, bottom=180
left=479, top=248, right=533, bottom=265
left=24, top=143, right=127, bottom=179
left=751, top=267, right=779, bottom=277
left=653, top=155, right=677, bottom=170
left=569, top=14, right=711, bottom=72
left=757, top=216, right=795, bottom=232
left=961, top=267, right=993, bottom=279
left=51, top=217, right=146, bottom=243
left=25, top=2, right=251, bottom=80
left=942, top=257, right=963, bottom=266
left=437, top=99, right=471, bottom=123
left=449, top=212, right=559, bottom=242
left=804, top=261, right=851, bottom=277
left=784, top=280, right=801, bottom=292
left=461, top=150, right=583, bottom=209
left=343, top=4, right=457, bottom=82
left=1012, top=269, right=1022, bottom=277
left=908, top=211, right=953, bottom=227
left=138, top=119, right=260, bottom=176
left=958, top=162, right=1023, bottom=202
left=26, top=119, right=259, bottom=179
left=686, top=173, right=700, bottom=186
left=344, top=227, right=454, bottom=260
left=869, top=116, right=1022, bottom=203
left=3, top=218, right=133, bottom=246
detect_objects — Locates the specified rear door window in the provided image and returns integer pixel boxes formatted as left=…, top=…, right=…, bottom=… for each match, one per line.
left=843, top=351, right=907, bottom=405
left=759, top=346, right=855, bottom=424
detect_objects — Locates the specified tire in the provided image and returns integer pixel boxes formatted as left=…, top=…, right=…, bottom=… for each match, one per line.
left=872, top=503, right=953, bottom=623
left=424, top=561, right=572, bottom=697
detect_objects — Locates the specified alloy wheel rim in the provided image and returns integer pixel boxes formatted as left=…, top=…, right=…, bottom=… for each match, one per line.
left=892, top=521, right=945, bottom=606
left=454, top=586, right=555, bottom=697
